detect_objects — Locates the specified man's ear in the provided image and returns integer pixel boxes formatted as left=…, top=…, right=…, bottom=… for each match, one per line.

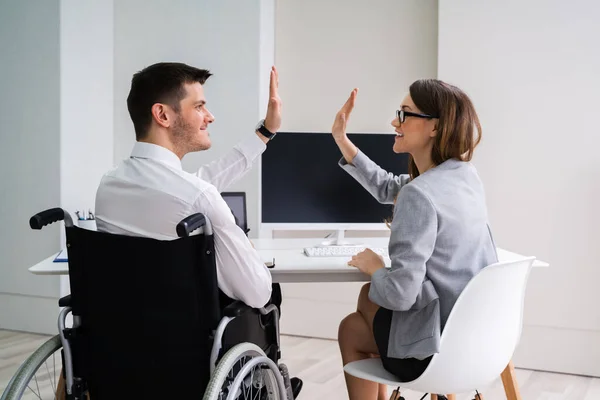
left=151, top=103, right=171, bottom=128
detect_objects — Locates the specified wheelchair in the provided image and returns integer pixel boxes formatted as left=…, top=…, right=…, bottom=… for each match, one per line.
left=1, top=208, right=296, bottom=400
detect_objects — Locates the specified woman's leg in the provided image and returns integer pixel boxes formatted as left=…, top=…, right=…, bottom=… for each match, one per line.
left=338, top=283, right=387, bottom=400
left=357, top=284, right=389, bottom=400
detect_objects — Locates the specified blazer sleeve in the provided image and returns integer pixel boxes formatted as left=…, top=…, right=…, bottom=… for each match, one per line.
left=368, top=184, right=438, bottom=311
left=338, top=150, right=410, bottom=204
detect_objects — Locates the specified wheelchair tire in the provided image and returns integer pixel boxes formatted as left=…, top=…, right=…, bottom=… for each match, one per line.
left=1, top=335, right=63, bottom=400
left=203, top=342, right=288, bottom=400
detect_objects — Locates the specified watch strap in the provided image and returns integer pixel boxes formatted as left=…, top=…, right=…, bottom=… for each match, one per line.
left=257, top=120, right=276, bottom=140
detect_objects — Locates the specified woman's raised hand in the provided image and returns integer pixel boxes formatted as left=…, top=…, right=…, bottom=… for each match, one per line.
left=331, top=88, right=358, bottom=142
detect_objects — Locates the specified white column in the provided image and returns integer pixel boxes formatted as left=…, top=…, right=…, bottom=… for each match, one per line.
left=60, top=0, right=115, bottom=297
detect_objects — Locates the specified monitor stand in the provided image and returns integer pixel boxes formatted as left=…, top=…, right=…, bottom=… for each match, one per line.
left=320, top=229, right=361, bottom=246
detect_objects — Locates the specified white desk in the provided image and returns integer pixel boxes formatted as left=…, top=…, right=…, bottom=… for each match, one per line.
left=29, top=237, right=549, bottom=282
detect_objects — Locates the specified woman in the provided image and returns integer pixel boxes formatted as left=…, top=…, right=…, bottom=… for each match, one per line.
left=333, top=80, right=498, bottom=400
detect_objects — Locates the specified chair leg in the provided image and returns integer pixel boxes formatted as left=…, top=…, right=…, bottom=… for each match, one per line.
left=56, top=367, right=92, bottom=400
left=431, top=395, right=438, bottom=400
left=389, top=389, right=403, bottom=400
left=447, top=395, right=456, bottom=400
left=501, top=360, right=522, bottom=400
left=56, top=368, right=66, bottom=400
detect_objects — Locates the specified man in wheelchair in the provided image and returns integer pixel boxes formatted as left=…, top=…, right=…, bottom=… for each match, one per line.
left=92, top=61, right=300, bottom=398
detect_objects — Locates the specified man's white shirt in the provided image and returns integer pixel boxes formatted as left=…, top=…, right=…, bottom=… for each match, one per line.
left=95, top=134, right=272, bottom=308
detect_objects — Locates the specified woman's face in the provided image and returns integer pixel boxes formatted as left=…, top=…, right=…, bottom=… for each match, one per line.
left=390, top=94, right=437, bottom=155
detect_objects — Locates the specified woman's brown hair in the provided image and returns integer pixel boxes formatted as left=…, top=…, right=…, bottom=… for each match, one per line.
left=407, top=79, right=482, bottom=179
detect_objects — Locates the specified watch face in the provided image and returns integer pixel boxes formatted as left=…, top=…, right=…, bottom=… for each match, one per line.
left=256, top=119, right=265, bottom=131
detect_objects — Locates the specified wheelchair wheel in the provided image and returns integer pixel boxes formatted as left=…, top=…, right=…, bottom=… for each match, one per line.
left=1, top=335, right=64, bottom=400
left=203, top=342, right=288, bottom=400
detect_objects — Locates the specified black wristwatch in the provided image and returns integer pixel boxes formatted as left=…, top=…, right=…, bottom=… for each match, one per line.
left=255, top=119, right=277, bottom=141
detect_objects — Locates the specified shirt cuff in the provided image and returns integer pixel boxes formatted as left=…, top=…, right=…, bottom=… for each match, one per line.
left=234, top=133, right=267, bottom=161
left=383, top=255, right=392, bottom=269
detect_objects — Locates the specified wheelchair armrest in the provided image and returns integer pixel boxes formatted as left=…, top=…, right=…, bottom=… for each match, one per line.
left=222, top=300, right=254, bottom=317
left=58, top=294, right=72, bottom=308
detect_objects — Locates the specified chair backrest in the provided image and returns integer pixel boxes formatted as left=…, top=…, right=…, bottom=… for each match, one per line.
left=64, top=224, right=221, bottom=399
left=412, top=256, right=536, bottom=394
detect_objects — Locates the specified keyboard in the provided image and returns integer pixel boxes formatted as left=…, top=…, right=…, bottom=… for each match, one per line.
left=303, top=245, right=388, bottom=258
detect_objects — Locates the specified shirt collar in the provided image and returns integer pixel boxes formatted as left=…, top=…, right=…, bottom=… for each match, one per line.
left=130, top=142, right=182, bottom=170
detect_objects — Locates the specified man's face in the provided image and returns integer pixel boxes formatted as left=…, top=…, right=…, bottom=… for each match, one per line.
left=171, top=82, right=215, bottom=152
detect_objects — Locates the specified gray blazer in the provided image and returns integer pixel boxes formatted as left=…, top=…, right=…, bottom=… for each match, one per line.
left=339, top=151, right=498, bottom=360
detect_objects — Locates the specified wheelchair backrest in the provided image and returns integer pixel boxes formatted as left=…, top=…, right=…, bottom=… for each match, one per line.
left=64, top=225, right=221, bottom=398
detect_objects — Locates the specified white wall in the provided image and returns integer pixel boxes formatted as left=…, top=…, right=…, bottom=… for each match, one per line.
left=113, top=0, right=275, bottom=237
left=273, top=0, right=439, bottom=338
left=276, top=0, right=438, bottom=133
left=0, top=0, right=62, bottom=333
left=438, top=0, right=600, bottom=376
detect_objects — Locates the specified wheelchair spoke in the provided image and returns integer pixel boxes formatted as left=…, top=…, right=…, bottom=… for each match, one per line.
left=250, top=365, right=256, bottom=399
left=26, top=380, right=43, bottom=400
left=242, top=358, right=252, bottom=400
left=35, top=374, right=42, bottom=398
left=44, top=359, right=57, bottom=394
left=243, top=374, right=250, bottom=399
left=52, top=352, right=57, bottom=392
left=250, top=367, right=257, bottom=400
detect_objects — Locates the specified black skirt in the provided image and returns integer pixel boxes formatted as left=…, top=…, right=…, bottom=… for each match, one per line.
left=373, top=307, right=432, bottom=382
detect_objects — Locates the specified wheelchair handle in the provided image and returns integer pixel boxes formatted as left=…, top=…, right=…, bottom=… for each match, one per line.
left=176, top=213, right=213, bottom=237
left=30, top=207, right=74, bottom=229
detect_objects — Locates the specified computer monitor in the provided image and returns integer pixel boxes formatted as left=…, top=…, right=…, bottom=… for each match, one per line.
left=221, top=192, right=249, bottom=235
left=261, top=132, right=409, bottom=244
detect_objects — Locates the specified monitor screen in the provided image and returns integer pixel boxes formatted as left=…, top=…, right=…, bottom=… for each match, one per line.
left=221, top=192, right=247, bottom=232
left=261, top=132, right=409, bottom=224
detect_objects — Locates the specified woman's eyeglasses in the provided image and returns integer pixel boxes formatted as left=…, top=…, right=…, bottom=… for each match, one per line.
left=396, top=109, right=438, bottom=123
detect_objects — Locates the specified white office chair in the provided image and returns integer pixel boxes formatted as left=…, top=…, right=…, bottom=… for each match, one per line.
left=344, top=256, right=536, bottom=400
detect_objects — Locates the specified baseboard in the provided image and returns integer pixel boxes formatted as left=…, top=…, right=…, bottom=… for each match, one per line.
left=0, top=293, right=59, bottom=335
left=513, top=325, right=600, bottom=377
